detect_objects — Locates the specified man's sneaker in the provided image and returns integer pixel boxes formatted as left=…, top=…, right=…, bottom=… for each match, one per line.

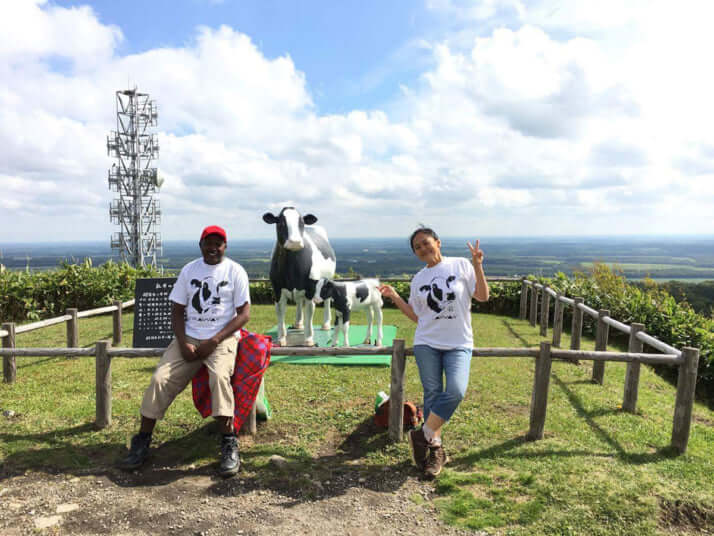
left=408, top=427, right=429, bottom=470
left=423, top=445, right=447, bottom=479
left=120, top=433, right=151, bottom=469
left=219, top=435, right=240, bottom=476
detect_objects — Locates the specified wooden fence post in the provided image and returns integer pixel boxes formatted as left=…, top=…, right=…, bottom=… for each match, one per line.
left=389, top=339, right=406, bottom=442
left=570, top=298, right=584, bottom=350
left=671, top=347, right=700, bottom=454
left=592, top=309, right=610, bottom=385
left=519, top=279, right=528, bottom=320
left=2, top=322, right=16, bottom=384
left=112, top=300, right=123, bottom=345
left=622, top=323, right=644, bottom=413
left=527, top=342, right=552, bottom=441
left=529, top=285, right=538, bottom=327
left=552, top=294, right=563, bottom=348
left=66, top=308, right=79, bottom=349
left=95, top=340, right=112, bottom=429
left=540, top=286, right=550, bottom=337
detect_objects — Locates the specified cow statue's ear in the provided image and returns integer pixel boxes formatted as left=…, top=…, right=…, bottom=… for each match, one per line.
left=262, top=212, right=278, bottom=224
left=303, top=214, right=318, bottom=225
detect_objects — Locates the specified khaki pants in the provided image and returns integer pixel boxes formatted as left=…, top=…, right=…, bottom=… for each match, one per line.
left=140, top=335, right=238, bottom=420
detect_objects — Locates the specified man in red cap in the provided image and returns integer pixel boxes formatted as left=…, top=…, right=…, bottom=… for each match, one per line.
left=121, top=225, right=250, bottom=476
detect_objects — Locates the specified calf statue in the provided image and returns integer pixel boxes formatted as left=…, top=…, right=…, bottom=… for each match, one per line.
left=263, top=207, right=336, bottom=346
left=314, top=278, right=383, bottom=347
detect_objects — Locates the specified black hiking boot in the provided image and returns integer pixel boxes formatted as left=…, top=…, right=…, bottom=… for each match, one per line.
left=120, top=433, right=151, bottom=470
left=219, top=434, right=240, bottom=476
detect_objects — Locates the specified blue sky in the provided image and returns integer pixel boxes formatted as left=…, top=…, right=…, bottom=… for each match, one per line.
left=61, top=0, right=433, bottom=114
left=2, top=0, right=714, bottom=242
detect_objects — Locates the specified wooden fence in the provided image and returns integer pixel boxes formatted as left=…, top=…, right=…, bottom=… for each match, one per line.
left=0, top=339, right=698, bottom=452
left=519, top=278, right=700, bottom=453
left=0, top=276, right=701, bottom=454
left=1, top=299, right=134, bottom=383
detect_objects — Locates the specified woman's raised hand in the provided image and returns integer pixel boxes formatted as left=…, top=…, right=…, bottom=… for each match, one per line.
left=378, top=284, right=399, bottom=301
left=467, top=239, right=484, bottom=265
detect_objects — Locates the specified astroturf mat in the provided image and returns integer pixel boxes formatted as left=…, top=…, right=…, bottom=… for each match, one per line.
left=265, top=325, right=397, bottom=366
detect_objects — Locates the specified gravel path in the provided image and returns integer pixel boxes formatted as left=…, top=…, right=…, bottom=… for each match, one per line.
left=0, top=463, right=486, bottom=535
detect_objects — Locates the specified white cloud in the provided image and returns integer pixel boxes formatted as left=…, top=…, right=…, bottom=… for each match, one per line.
left=0, top=0, right=121, bottom=68
left=1, top=1, right=713, bottom=242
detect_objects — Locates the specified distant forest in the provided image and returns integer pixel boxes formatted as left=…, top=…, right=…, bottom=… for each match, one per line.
left=647, top=280, right=714, bottom=316
left=1, top=236, right=713, bottom=314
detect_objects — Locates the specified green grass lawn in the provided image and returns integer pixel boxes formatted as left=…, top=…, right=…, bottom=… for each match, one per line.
left=1, top=305, right=713, bottom=535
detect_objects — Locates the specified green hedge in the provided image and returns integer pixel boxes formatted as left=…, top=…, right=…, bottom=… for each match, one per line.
left=532, top=264, right=714, bottom=399
left=0, top=260, right=160, bottom=322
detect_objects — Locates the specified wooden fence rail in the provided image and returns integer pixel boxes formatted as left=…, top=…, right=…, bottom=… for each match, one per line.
left=0, top=340, right=698, bottom=453
left=1, top=299, right=135, bottom=382
left=522, top=279, right=697, bottom=419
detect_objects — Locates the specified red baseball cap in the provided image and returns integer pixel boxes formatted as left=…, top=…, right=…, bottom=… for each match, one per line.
left=200, top=225, right=227, bottom=242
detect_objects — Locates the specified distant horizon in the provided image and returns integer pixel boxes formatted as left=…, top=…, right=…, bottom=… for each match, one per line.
left=2, top=235, right=713, bottom=282
left=2, top=233, right=714, bottom=247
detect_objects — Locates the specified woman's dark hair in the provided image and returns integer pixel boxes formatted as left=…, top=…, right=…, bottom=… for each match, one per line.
left=409, top=227, right=439, bottom=251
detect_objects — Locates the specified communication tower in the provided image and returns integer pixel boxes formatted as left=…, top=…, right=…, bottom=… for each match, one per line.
left=106, top=88, right=163, bottom=268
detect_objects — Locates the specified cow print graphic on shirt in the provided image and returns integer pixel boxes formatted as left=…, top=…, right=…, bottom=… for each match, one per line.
left=190, top=277, right=229, bottom=315
left=419, top=275, right=457, bottom=319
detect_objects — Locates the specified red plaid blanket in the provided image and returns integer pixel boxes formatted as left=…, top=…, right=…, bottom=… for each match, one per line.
left=191, top=329, right=272, bottom=431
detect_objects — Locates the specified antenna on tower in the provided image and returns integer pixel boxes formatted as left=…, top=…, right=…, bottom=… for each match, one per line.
left=107, top=88, right=163, bottom=268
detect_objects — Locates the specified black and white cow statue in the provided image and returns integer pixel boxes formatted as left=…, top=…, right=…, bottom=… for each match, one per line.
left=314, top=278, right=383, bottom=347
left=262, top=207, right=336, bottom=346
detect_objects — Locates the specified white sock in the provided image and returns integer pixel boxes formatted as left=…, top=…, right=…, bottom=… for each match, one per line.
left=422, top=424, right=442, bottom=446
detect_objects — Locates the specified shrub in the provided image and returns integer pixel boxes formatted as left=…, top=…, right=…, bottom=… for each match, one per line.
left=0, top=260, right=160, bottom=322
left=534, top=264, right=714, bottom=400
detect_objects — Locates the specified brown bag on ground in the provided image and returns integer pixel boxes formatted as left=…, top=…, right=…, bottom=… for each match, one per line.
left=374, top=400, right=422, bottom=431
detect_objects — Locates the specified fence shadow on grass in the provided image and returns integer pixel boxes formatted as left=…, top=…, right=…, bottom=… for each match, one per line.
left=15, top=356, right=64, bottom=369
left=447, top=371, right=680, bottom=470
left=501, top=319, right=538, bottom=348
left=0, top=422, right=246, bottom=484
left=550, top=373, right=679, bottom=464
left=0, top=422, right=114, bottom=481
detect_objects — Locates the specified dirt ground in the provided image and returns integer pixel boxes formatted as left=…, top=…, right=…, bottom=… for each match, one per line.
left=0, top=434, right=485, bottom=536
left=0, top=469, right=482, bottom=536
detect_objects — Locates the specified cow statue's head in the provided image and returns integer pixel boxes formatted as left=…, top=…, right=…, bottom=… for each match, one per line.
left=263, top=207, right=318, bottom=251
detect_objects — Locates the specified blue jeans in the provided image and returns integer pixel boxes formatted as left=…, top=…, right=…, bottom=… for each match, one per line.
left=413, top=345, right=472, bottom=422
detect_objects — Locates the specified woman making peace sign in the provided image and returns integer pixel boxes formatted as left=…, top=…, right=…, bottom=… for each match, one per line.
left=379, top=227, right=489, bottom=478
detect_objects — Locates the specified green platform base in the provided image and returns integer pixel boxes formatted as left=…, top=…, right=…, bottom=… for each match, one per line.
left=266, top=325, right=397, bottom=366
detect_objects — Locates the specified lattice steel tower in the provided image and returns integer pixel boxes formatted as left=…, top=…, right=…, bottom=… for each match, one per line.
left=106, top=88, right=163, bottom=268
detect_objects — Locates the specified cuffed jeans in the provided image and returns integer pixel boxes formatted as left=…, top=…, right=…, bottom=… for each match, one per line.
left=413, top=344, right=472, bottom=422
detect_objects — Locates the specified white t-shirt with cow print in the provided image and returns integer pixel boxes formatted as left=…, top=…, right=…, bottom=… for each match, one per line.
left=169, top=257, right=250, bottom=340
left=409, top=256, right=477, bottom=350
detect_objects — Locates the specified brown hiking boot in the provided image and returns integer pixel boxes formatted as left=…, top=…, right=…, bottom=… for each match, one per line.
left=408, top=427, right=429, bottom=470
left=423, top=444, right=447, bottom=479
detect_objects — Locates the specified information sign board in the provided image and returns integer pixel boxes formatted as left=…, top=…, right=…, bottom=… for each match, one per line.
left=132, top=277, right=177, bottom=348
